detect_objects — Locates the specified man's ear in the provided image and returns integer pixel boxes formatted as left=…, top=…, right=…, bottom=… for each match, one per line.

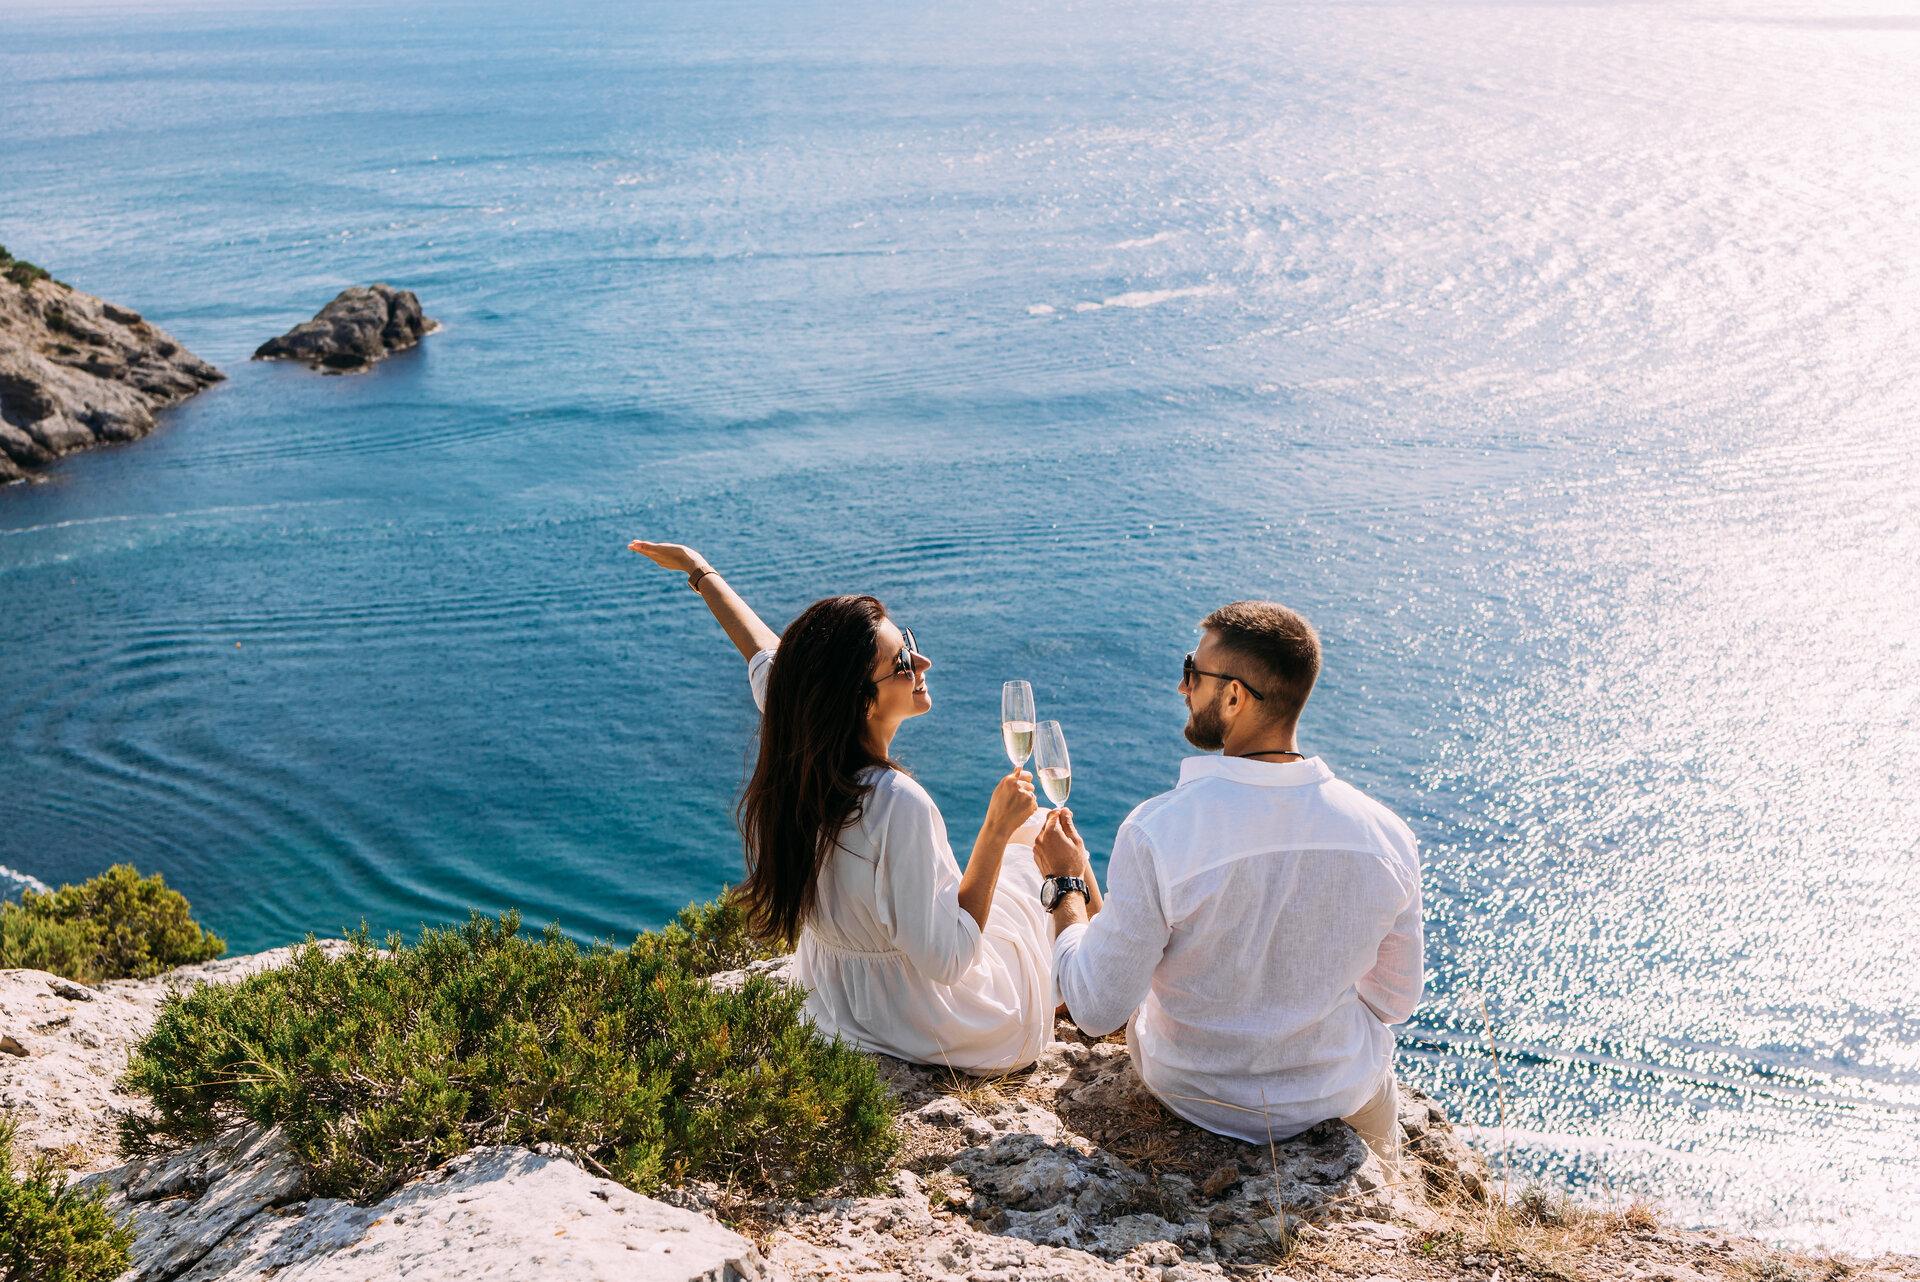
left=1228, top=683, right=1267, bottom=731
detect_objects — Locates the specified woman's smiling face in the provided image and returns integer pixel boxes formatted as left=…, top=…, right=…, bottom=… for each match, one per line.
left=868, top=616, right=932, bottom=722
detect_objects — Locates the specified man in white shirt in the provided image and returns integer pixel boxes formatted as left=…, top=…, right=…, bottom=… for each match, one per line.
left=1031, top=601, right=1422, bottom=1170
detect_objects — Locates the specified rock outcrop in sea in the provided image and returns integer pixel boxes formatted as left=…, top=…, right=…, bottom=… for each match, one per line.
left=5, top=950, right=1916, bottom=1282
left=0, top=254, right=224, bottom=484
left=252, top=284, right=436, bottom=372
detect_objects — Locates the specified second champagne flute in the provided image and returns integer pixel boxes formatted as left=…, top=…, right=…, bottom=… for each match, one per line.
left=1034, top=719, right=1071, bottom=807
left=1001, top=680, right=1036, bottom=767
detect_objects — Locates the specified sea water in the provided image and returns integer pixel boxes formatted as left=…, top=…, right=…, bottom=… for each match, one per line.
left=2, top=0, right=1916, bottom=1252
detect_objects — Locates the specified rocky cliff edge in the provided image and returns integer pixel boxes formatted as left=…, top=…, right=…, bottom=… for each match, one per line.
left=4, top=952, right=1914, bottom=1282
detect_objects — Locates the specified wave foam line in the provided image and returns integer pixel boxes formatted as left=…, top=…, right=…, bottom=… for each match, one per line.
left=1089, top=284, right=1231, bottom=310
left=0, top=863, right=51, bottom=895
left=0, top=499, right=359, bottom=539
left=1110, top=231, right=1178, bottom=249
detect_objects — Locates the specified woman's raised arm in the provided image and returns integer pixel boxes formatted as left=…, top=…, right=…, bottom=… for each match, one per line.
left=628, top=540, right=779, bottom=661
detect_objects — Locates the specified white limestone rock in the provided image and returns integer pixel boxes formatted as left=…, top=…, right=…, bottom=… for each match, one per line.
left=188, top=1144, right=769, bottom=1282
left=706, top=955, right=796, bottom=992
left=0, top=943, right=347, bottom=1171
left=0, top=968, right=162, bottom=1170
left=86, top=1134, right=772, bottom=1282
left=83, top=1125, right=306, bottom=1282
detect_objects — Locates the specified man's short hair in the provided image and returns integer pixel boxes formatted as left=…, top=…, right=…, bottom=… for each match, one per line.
left=1200, top=601, right=1320, bottom=726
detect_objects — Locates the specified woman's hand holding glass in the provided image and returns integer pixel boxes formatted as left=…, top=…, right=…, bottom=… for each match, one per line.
left=985, top=768, right=1038, bottom=841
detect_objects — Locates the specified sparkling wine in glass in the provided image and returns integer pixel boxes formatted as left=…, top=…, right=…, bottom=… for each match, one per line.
left=1001, top=680, right=1036, bottom=767
left=1034, top=719, right=1072, bottom=807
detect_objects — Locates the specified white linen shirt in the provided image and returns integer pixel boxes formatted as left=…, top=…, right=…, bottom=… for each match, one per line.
left=1053, top=754, right=1422, bottom=1143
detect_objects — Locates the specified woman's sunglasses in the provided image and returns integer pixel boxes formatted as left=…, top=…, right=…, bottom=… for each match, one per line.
left=881, top=629, right=920, bottom=680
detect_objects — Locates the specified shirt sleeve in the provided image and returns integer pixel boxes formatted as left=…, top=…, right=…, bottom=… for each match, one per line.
left=870, top=780, right=983, bottom=987
left=747, top=646, right=776, bottom=712
left=1356, top=842, right=1424, bottom=1025
left=1053, top=820, right=1170, bottom=1038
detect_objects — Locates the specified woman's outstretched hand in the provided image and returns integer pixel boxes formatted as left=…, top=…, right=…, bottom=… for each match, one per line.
left=626, top=540, right=776, bottom=658
left=628, top=539, right=711, bottom=577
left=1033, top=807, right=1088, bottom=878
left=986, top=768, right=1038, bottom=841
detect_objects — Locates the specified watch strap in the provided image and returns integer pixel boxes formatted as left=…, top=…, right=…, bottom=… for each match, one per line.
left=1041, top=875, right=1089, bottom=910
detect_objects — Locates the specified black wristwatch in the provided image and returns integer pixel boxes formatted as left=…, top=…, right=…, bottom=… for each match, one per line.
left=1040, top=875, right=1089, bottom=911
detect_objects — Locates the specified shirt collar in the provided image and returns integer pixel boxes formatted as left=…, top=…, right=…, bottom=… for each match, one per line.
left=1178, top=754, right=1334, bottom=788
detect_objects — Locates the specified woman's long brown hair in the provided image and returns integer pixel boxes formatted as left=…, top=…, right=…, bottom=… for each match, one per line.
left=735, top=594, right=899, bottom=945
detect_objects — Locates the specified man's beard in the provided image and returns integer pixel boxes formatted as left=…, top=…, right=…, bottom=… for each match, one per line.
left=1183, top=688, right=1227, bottom=751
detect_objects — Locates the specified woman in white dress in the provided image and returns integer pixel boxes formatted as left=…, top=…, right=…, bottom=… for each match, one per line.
left=630, top=539, right=1083, bottom=1073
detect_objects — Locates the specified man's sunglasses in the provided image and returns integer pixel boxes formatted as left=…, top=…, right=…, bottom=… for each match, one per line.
left=880, top=629, right=921, bottom=681
left=1183, top=652, right=1265, bottom=701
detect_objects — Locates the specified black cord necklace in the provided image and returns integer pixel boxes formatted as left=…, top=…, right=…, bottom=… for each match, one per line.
left=1243, top=748, right=1306, bottom=760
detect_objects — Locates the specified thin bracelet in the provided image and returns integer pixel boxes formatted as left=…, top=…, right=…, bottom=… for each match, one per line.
left=687, top=567, right=717, bottom=592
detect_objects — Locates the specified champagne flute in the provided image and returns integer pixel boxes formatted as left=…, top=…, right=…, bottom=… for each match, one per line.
left=1034, top=719, right=1072, bottom=808
left=1001, top=681, right=1036, bottom=767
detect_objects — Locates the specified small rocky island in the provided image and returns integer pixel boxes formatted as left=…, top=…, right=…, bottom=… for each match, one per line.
left=0, top=248, right=223, bottom=485
left=253, top=284, right=436, bottom=373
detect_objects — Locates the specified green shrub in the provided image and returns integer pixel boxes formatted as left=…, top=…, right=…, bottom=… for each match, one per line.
left=0, top=914, right=99, bottom=981
left=4, top=260, right=49, bottom=288
left=635, top=891, right=780, bottom=977
left=119, top=909, right=893, bottom=1205
left=0, top=865, right=225, bottom=983
left=0, top=1116, right=135, bottom=1282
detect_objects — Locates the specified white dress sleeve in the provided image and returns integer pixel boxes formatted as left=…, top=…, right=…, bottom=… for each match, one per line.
left=747, top=646, right=776, bottom=712
left=868, top=777, right=983, bottom=986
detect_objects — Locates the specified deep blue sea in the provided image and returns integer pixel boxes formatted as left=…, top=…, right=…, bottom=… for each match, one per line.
left=3, top=0, right=1916, bottom=1253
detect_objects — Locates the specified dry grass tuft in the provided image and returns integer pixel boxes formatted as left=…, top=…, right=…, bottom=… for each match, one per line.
left=1362, top=1174, right=1635, bottom=1279
left=946, top=1067, right=1023, bottom=1115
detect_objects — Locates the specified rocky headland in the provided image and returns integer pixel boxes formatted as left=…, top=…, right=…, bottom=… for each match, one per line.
left=0, top=248, right=223, bottom=484
left=5, top=948, right=1915, bottom=1282
left=253, top=284, right=436, bottom=372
